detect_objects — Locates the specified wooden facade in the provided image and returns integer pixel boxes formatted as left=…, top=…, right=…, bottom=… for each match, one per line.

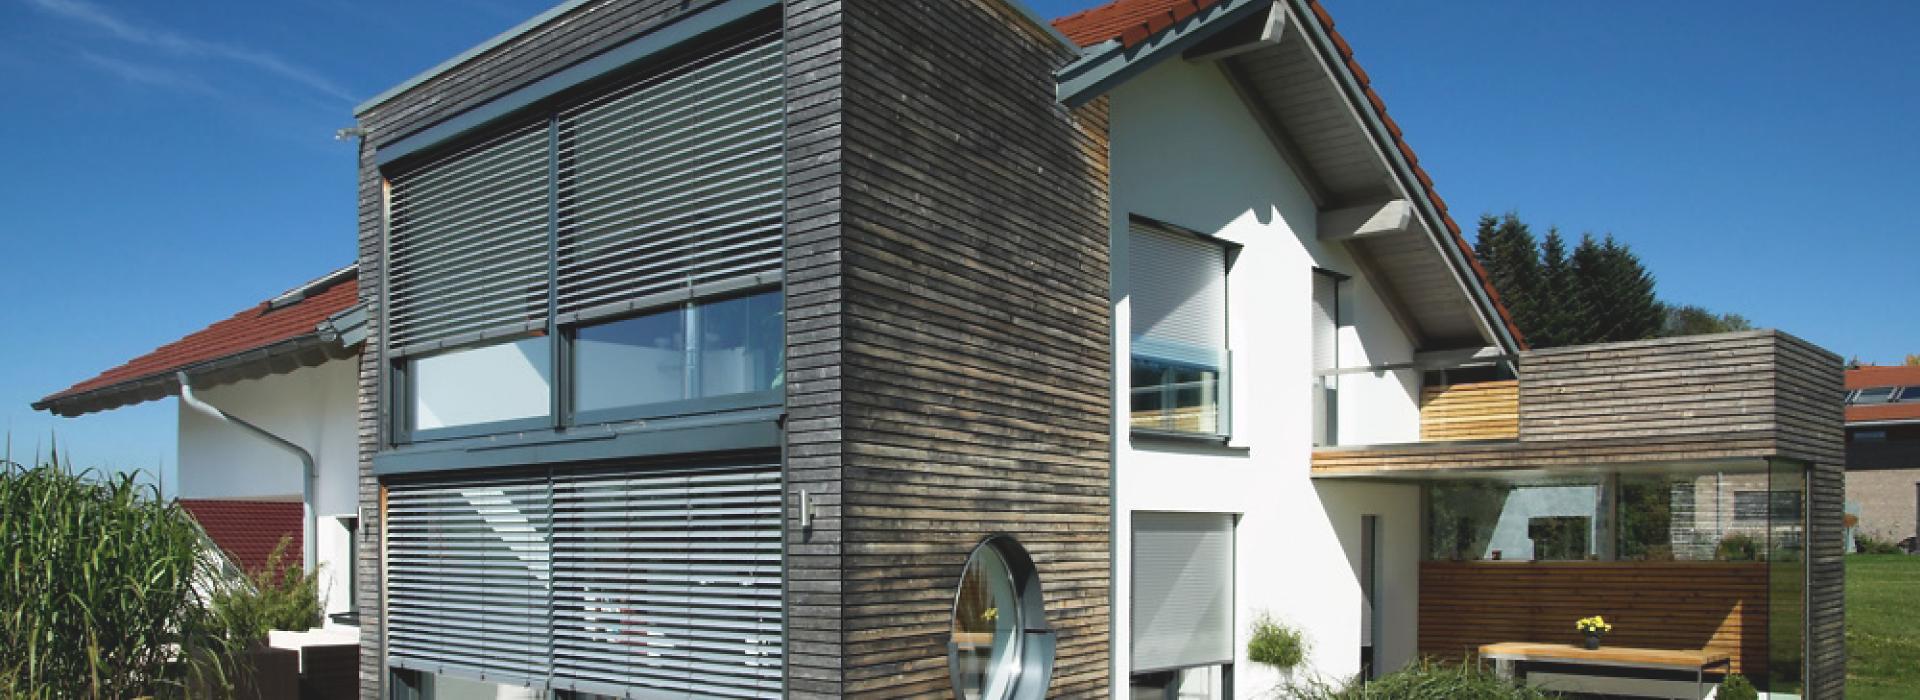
left=1419, top=380, right=1519, bottom=442
left=1419, top=561, right=1770, bottom=677
left=830, top=0, right=1113, bottom=696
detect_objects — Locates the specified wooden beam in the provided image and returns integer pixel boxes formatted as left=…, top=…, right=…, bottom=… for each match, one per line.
left=1318, top=198, right=1416, bottom=241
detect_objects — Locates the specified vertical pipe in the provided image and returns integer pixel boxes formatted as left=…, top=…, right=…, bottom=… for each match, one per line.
left=176, top=372, right=318, bottom=574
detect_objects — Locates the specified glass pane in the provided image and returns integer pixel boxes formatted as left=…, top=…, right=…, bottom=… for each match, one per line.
left=953, top=547, right=1022, bottom=700
left=1428, top=481, right=1600, bottom=561
left=1617, top=471, right=1772, bottom=561
left=411, top=337, right=551, bottom=432
left=1768, top=460, right=1807, bottom=694
left=696, top=291, right=784, bottom=398
left=1852, top=386, right=1896, bottom=404
left=1898, top=387, right=1920, bottom=403
left=574, top=305, right=687, bottom=413
left=423, top=672, right=546, bottom=699
left=1129, top=353, right=1222, bottom=435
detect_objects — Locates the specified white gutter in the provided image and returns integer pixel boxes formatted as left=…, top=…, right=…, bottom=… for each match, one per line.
left=176, top=371, right=317, bottom=574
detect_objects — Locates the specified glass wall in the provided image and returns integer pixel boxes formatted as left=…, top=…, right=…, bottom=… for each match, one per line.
left=410, top=337, right=552, bottom=434
left=1767, top=459, right=1807, bottom=695
left=1428, top=481, right=1601, bottom=561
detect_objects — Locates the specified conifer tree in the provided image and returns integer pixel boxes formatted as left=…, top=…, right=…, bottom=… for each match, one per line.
left=1473, top=213, right=1543, bottom=341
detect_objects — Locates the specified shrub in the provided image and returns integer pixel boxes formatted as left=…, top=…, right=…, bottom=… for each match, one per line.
left=1855, top=533, right=1903, bottom=555
left=1248, top=613, right=1307, bottom=672
left=208, top=537, right=323, bottom=645
left=1717, top=673, right=1758, bottom=700
left=0, top=457, right=240, bottom=698
left=1287, top=659, right=1561, bottom=699
left=1715, top=533, right=1761, bottom=561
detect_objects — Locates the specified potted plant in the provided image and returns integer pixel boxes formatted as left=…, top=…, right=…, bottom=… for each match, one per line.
left=1575, top=616, right=1613, bottom=649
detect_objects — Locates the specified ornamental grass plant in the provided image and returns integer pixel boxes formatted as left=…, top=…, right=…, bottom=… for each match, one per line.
left=0, top=450, right=243, bottom=698
left=1286, top=659, right=1562, bottom=700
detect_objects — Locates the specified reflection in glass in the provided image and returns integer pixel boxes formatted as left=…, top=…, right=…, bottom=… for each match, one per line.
left=953, top=546, right=1022, bottom=700
left=574, top=306, right=685, bottom=413
left=1427, top=482, right=1599, bottom=561
left=1768, top=459, right=1807, bottom=694
left=697, top=292, right=783, bottom=397
left=411, top=337, right=552, bottom=431
left=1130, top=352, right=1223, bottom=436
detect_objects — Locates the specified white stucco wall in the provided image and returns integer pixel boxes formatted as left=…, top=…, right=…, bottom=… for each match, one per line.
left=177, top=357, right=360, bottom=619
left=1108, top=58, right=1428, bottom=695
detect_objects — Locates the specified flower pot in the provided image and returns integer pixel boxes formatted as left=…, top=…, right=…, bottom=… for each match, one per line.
left=1582, top=632, right=1603, bottom=650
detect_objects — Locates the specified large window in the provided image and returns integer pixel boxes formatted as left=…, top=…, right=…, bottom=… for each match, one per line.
left=1129, top=221, right=1232, bottom=438
left=948, top=537, right=1053, bottom=700
left=382, top=28, right=784, bottom=444
left=1132, top=512, right=1234, bottom=699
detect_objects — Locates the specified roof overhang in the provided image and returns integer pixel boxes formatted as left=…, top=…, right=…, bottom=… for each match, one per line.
left=1055, top=0, right=1522, bottom=353
left=33, top=267, right=367, bottom=418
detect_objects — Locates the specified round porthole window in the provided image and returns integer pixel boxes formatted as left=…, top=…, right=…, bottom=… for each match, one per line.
left=948, top=536, right=1053, bottom=700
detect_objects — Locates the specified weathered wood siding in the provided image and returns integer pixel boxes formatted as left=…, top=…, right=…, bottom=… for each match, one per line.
left=832, top=0, right=1113, bottom=696
left=1419, top=380, right=1519, bottom=442
left=1419, top=561, right=1770, bottom=677
left=1774, top=333, right=1846, bottom=699
left=353, top=3, right=735, bottom=697
left=781, top=0, right=847, bottom=695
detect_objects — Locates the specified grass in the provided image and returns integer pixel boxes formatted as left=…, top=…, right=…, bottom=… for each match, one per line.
left=1847, top=554, right=1920, bottom=699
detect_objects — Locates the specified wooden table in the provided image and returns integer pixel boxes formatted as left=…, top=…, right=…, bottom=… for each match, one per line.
left=1478, top=643, right=1732, bottom=699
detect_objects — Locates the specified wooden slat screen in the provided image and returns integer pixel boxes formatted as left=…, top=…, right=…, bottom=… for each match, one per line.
left=1419, top=380, right=1519, bottom=442
left=1418, top=561, right=1768, bottom=677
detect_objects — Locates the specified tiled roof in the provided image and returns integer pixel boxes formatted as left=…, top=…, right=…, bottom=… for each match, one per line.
left=178, top=498, right=303, bottom=575
left=36, top=268, right=357, bottom=410
left=1847, top=366, right=1920, bottom=424
left=1053, top=0, right=1528, bottom=348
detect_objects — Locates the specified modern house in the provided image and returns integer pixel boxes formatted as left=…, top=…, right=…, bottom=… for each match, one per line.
left=1842, top=365, right=1920, bottom=549
left=35, top=0, right=1847, bottom=698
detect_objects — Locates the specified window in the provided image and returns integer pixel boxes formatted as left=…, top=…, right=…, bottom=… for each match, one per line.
left=408, top=337, right=552, bottom=436
left=1311, top=269, right=1347, bottom=446
left=382, top=29, right=784, bottom=445
left=1428, top=482, right=1599, bottom=561
left=1129, top=222, right=1232, bottom=437
left=1853, top=429, right=1888, bottom=443
left=1132, top=512, right=1234, bottom=698
left=949, top=537, right=1053, bottom=700
left=1850, top=386, right=1897, bottom=404
left=1898, top=387, right=1920, bottom=403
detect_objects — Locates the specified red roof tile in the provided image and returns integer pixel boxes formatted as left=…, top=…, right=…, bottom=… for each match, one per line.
left=1053, top=0, right=1528, bottom=348
left=1847, top=366, right=1920, bottom=423
left=37, top=270, right=357, bottom=407
left=179, top=498, right=303, bottom=575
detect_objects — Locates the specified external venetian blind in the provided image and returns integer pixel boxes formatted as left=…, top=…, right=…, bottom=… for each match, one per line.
left=386, top=121, right=553, bottom=350
left=554, top=34, right=784, bottom=322
left=384, top=459, right=783, bottom=697
left=1130, top=223, right=1228, bottom=366
left=1132, top=511, right=1235, bottom=673
left=1312, top=271, right=1339, bottom=371
left=385, top=472, right=554, bottom=686
left=549, top=462, right=783, bottom=698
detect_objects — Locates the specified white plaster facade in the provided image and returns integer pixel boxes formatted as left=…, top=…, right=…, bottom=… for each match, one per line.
left=1106, top=57, right=1434, bottom=695
left=177, top=357, right=361, bottom=620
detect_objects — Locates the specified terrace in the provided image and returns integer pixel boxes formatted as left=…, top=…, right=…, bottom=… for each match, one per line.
left=1312, top=330, right=1845, bottom=697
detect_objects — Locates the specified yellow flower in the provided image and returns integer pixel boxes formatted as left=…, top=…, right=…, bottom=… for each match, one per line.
left=982, top=607, right=998, bottom=622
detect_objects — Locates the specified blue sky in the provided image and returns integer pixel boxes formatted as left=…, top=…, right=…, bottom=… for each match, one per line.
left=2, top=0, right=1915, bottom=481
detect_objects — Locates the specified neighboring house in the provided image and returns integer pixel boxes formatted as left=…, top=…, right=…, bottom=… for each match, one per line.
left=34, top=266, right=367, bottom=630
left=37, top=1, right=1847, bottom=699
left=1843, top=365, right=1920, bottom=547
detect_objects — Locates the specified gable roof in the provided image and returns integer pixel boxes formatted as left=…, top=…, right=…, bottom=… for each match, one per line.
left=1053, top=0, right=1527, bottom=350
left=35, top=266, right=364, bottom=417
left=179, top=498, right=303, bottom=576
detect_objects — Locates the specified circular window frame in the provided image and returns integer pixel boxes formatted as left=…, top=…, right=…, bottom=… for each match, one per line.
left=946, top=535, right=1055, bottom=700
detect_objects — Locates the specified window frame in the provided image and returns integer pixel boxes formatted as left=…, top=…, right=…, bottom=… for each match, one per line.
left=1126, top=215, right=1240, bottom=443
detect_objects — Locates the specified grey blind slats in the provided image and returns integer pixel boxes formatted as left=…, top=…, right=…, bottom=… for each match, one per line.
left=385, top=460, right=782, bottom=698
left=554, top=36, right=784, bottom=319
left=384, top=29, right=783, bottom=354
left=388, top=121, right=553, bottom=349
left=1312, top=272, right=1338, bottom=371
left=1130, top=224, right=1228, bottom=366
left=548, top=463, right=783, bottom=699
left=386, top=474, right=553, bottom=686
left=1132, top=511, right=1235, bottom=673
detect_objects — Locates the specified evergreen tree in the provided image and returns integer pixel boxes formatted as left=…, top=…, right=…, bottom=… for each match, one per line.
left=1473, top=213, right=1543, bottom=339
left=1596, top=235, right=1662, bottom=342
left=1534, top=229, right=1573, bottom=348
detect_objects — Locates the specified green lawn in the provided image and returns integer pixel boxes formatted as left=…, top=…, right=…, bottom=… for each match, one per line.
left=1847, top=555, right=1920, bottom=699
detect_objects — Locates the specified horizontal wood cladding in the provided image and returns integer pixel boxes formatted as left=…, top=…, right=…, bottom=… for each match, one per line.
left=835, top=0, right=1112, bottom=697
left=1419, top=561, right=1770, bottom=678
left=1420, top=380, right=1519, bottom=442
left=782, top=0, right=847, bottom=697
left=1314, top=331, right=1846, bottom=477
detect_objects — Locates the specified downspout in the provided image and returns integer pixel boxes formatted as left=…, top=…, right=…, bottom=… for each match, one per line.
left=176, top=372, right=317, bottom=574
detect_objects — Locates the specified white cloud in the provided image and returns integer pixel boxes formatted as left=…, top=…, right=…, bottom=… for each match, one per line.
left=27, top=0, right=356, bottom=103
left=77, top=51, right=220, bottom=95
